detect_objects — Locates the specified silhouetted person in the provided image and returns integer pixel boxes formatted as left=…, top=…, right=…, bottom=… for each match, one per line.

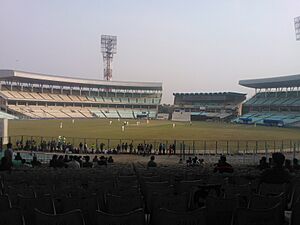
left=293, top=158, right=300, bottom=170
left=260, top=152, right=291, bottom=184
left=257, top=156, right=269, bottom=170
left=14, top=152, right=22, bottom=161
left=0, top=157, right=12, bottom=171
left=98, top=156, right=107, bottom=166
left=147, top=155, right=157, bottom=168
left=107, top=156, right=114, bottom=163
left=284, top=159, right=294, bottom=173
left=83, top=156, right=93, bottom=168
left=31, top=156, right=41, bottom=167
left=213, top=155, right=233, bottom=173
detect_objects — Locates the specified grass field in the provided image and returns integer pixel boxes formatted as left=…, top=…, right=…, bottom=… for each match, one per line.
left=7, top=119, right=300, bottom=152
left=8, top=118, right=300, bottom=140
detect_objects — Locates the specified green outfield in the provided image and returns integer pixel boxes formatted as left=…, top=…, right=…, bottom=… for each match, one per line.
left=7, top=119, right=300, bottom=152
left=8, top=118, right=300, bottom=141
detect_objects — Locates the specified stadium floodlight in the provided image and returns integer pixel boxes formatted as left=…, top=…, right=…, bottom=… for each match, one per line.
left=295, top=16, right=300, bottom=41
left=101, top=35, right=117, bottom=81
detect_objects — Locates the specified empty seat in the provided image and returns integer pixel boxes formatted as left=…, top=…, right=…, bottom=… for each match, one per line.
left=232, top=203, right=281, bottom=225
left=0, top=208, right=25, bottom=225
left=35, top=208, right=85, bottom=225
left=96, top=208, right=146, bottom=225
left=152, top=207, right=207, bottom=225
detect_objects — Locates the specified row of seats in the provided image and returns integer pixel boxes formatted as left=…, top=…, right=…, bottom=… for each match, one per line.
left=1, top=162, right=300, bottom=225
left=0, top=90, right=161, bottom=105
left=7, top=105, right=157, bottom=119
left=244, top=92, right=300, bottom=107
left=234, top=112, right=300, bottom=127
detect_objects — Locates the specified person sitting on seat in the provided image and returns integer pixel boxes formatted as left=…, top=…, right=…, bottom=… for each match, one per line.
left=31, top=155, right=42, bottom=167
left=49, top=154, right=58, bottom=168
left=213, top=155, right=233, bottom=173
left=0, top=156, right=12, bottom=171
left=98, top=156, right=107, bottom=166
left=107, top=156, right=114, bottom=163
left=14, top=152, right=22, bottom=161
left=293, top=158, right=300, bottom=170
left=284, top=159, right=294, bottom=173
left=147, top=155, right=157, bottom=168
left=260, top=152, right=291, bottom=184
left=67, top=156, right=80, bottom=169
left=257, top=156, right=269, bottom=170
left=82, top=156, right=93, bottom=168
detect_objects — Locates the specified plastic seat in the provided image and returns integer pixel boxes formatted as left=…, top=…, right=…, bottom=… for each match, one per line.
left=152, top=207, right=207, bottom=225
left=0, top=208, right=25, bottom=225
left=259, top=183, right=287, bottom=196
left=232, top=203, right=281, bottom=225
left=35, top=208, right=85, bottom=225
left=206, top=196, right=239, bottom=225
left=291, top=201, right=300, bottom=225
left=95, top=208, right=146, bottom=225
left=0, top=194, right=11, bottom=211
left=105, top=194, right=143, bottom=213
left=18, top=195, right=55, bottom=225
left=175, top=180, right=203, bottom=194
left=59, top=195, right=98, bottom=225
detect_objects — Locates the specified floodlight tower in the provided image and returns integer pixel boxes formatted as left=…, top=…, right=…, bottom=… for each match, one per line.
left=295, top=16, right=300, bottom=41
left=101, top=35, right=117, bottom=81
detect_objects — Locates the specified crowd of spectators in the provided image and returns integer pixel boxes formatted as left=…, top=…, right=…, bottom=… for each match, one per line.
left=13, top=139, right=177, bottom=156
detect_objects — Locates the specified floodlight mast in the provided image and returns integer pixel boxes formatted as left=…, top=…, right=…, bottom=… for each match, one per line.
left=101, top=35, right=117, bottom=81
left=295, top=16, right=300, bottom=41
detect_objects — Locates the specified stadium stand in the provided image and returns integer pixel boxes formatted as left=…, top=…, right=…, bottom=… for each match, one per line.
left=0, top=153, right=299, bottom=225
left=0, top=70, right=162, bottom=119
left=236, top=74, right=300, bottom=127
left=172, top=92, right=246, bottom=122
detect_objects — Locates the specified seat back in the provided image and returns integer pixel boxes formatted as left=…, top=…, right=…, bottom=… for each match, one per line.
left=259, top=183, right=286, bottom=196
left=175, top=180, right=203, bottom=194
left=232, top=203, right=281, bottom=225
left=35, top=208, right=85, bottom=225
left=0, top=208, right=25, bottom=225
left=248, top=193, right=284, bottom=210
left=96, top=208, right=145, bottom=225
left=153, top=207, right=206, bottom=225
left=0, top=194, right=11, bottom=211
left=106, top=194, right=143, bottom=214
left=206, top=196, right=239, bottom=225
left=18, top=195, right=55, bottom=225
left=291, top=201, right=300, bottom=225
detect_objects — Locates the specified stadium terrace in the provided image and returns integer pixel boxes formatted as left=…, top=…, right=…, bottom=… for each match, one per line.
left=235, top=74, right=300, bottom=127
left=0, top=70, right=162, bottom=119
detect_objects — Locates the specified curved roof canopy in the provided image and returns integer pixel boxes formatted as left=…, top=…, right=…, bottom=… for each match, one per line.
left=239, top=74, right=300, bottom=89
left=0, top=70, right=162, bottom=91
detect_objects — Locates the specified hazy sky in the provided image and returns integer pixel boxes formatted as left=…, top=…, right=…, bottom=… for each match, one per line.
left=1, top=0, right=300, bottom=103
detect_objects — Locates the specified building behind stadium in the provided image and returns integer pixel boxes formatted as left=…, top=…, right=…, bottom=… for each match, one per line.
left=172, top=92, right=246, bottom=122
left=0, top=70, right=162, bottom=119
left=235, top=74, right=300, bottom=127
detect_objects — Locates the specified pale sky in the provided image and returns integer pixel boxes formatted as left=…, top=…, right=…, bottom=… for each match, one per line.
left=1, top=0, right=300, bottom=103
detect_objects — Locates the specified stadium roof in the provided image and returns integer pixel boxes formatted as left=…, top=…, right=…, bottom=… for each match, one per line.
left=239, top=74, right=300, bottom=89
left=0, top=70, right=162, bottom=90
left=173, top=92, right=246, bottom=96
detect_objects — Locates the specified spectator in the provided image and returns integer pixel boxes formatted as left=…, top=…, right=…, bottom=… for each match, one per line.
left=98, top=156, right=107, bottom=166
left=67, top=156, right=80, bottom=168
left=147, top=155, right=157, bottom=168
left=49, top=155, right=58, bottom=168
left=83, top=156, right=93, bottom=168
left=257, top=156, right=269, bottom=170
left=4, top=143, right=13, bottom=164
left=284, top=159, right=294, bottom=173
left=213, top=155, right=234, bottom=173
left=260, top=152, right=291, bottom=184
left=31, top=155, right=42, bottom=167
left=14, top=152, right=22, bottom=161
left=0, top=157, right=12, bottom=171
left=107, top=156, right=114, bottom=163
left=293, top=158, right=300, bottom=170
left=56, top=155, right=66, bottom=168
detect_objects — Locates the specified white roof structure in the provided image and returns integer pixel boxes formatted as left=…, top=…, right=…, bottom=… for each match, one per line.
left=0, top=70, right=162, bottom=91
left=239, top=74, right=300, bottom=89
